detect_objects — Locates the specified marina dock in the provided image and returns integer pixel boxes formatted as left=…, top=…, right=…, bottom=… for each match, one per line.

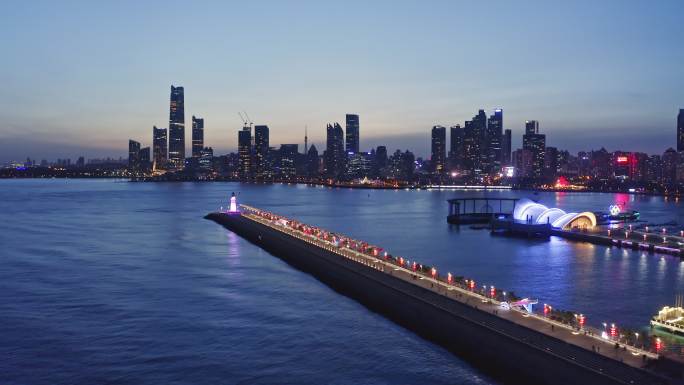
left=207, top=204, right=681, bottom=385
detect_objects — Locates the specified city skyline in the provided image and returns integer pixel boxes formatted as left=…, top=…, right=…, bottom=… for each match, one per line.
left=1, top=1, right=683, bottom=162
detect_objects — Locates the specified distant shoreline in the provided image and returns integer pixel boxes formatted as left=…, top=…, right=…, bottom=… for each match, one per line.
left=1, top=175, right=681, bottom=198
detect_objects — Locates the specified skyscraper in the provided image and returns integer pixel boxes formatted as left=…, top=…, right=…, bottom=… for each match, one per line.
left=522, top=120, right=546, bottom=178
left=502, top=129, right=512, bottom=166
left=678, top=109, right=684, bottom=152
left=306, top=144, right=319, bottom=177
left=463, top=109, right=487, bottom=173
left=254, top=125, right=270, bottom=179
left=191, top=116, right=204, bottom=158
left=449, top=125, right=464, bottom=170
left=486, top=109, right=503, bottom=173
left=279, top=144, right=298, bottom=179
left=345, top=114, right=360, bottom=154
left=139, top=147, right=151, bottom=171
left=152, top=126, right=167, bottom=170
left=238, top=126, right=252, bottom=179
left=199, top=147, right=214, bottom=171
left=168, top=85, right=185, bottom=169
left=431, top=125, right=446, bottom=173
left=325, top=123, right=345, bottom=179
left=128, top=139, right=141, bottom=171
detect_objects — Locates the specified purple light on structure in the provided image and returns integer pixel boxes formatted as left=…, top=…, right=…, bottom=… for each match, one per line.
left=228, top=193, right=239, bottom=213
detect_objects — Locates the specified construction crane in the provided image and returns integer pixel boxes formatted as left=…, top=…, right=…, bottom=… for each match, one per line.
left=242, top=111, right=253, bottom=130
left=238, top=112, right=249, bottom=130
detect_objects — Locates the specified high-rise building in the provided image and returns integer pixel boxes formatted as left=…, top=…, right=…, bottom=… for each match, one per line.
left=191, top=116, right=204, bottom=158
left=254, top=125, right=270, bottom=179
left=486, top=109, right=503, bottom=173
left=663, top=148, right=678, bottom=184
left=168, top=85, right=185, bottom=169
left=522, top=120, right=546, bottom=179
left=128, top=139, right=141, bottom=171
left=139, top=147, right=151, bottom=171
left=347, top=152, right=373, bottom=179
left=306, top=144, right=319, bottom=177
left=463, top=109, right=487, bottom=174
left=502, top=129, right=512, bottom=166
left=238, top=127, right=252, bottom=179
left=678, top=109, right=684, bottom=152
left=375, top=145, right=388, bottom=176
left=199, top=147, right=214, bottom=171
left=279, top=144, right=298, bottom=179
left=152, top=126, right=168, bottom=170
left=449, top=125, right=464, bottom=170
left=345, top=114, right=360, bottom=154
left=544, top=146, right=558, bottom=179
left=325, top=123, right=345, bottom=179
left=431, top=125, right=446, bottom=173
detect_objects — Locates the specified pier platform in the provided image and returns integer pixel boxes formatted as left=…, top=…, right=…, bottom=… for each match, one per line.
left=207, top=205, right=680, bottom=385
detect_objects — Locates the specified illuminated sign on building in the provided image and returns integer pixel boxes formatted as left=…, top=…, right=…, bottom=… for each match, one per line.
left=616, top=156, right=629, bottom=164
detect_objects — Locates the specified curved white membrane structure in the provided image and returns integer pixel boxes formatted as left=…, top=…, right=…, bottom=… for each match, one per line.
left=513, top=199, right=596, bottom=230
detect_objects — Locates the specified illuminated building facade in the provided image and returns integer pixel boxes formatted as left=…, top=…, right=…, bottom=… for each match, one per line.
left=168, top=85, right=185, bottom=169
left=513, top=199, right=597, bottom=230
left=486, top=108, right=503, bottom=173
left=254, top=125, right=270, bottom=179
left=128, top=139, right=141, bottom=170
left=449, top=125, right=464, bottom=170
left=152, top=126, right=167, bottom=170
left=678, top=109, right=684, bottom=152
left=502, top=129, right=512, bottom=166
left=463, top=109, right=487, bottom=174
left=325, top=123, right=345, bottom=178
left=199, top=147, right=213, bottom=171
left=191, top=116, right=204, bottom=158
left=347, top=151, right=373, bottom=179
left=431, top=125, right=446, bottom=173
left=278, top=144, right=298, bottom=179
left=345, top=114, right=359, bottom=154
left=238, top=127, right=252, bottom=179
left=522, top=120, right=545, bottom=178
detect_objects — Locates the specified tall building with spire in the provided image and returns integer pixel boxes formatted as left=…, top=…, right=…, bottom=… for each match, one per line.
left=678, top=109, right=684, bottom=152
left=168, top=85, right=185, bottom=169
left=345, top=114, right=359, bottom=154
left=152, top=126, right=167, bottom=170
left=191, top=116, right=204, bottom=158
left=304, top=126, right=308, bottom=154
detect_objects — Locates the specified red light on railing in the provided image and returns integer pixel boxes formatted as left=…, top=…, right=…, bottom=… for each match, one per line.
left=447, top=272, right=453, bottom=284
left=490, top=286, right=496, bottom=297
left=431, top=267, right=437, bottom=277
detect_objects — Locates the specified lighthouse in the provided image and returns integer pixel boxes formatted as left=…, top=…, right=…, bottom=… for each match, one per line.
left=229, top=192, right=239, bottom=213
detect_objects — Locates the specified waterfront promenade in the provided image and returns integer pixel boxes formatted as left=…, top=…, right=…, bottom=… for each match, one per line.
left=216, top=204, right=669, bottom=385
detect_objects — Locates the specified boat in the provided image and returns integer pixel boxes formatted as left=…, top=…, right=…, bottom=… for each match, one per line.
left=594, top=209, right=640, bottom=224
left=651, top=296, right=684, bottom=336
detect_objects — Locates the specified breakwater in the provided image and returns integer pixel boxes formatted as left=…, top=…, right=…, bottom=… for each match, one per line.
left=207, top=206, right=676, bottom=385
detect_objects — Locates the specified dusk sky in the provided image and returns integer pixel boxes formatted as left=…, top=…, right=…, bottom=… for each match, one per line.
left=1, top=0, right=683, bottom=162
